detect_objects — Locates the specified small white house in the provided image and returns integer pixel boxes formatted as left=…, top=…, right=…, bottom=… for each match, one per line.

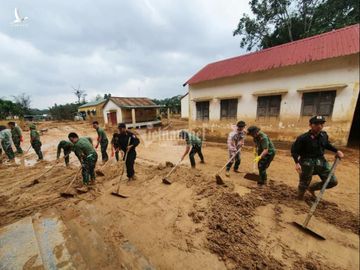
left=102, top=97, right=163, bottom=128
left=184, top=24, right=360, bottom=146
left=180, top=93, right=189, bottom=119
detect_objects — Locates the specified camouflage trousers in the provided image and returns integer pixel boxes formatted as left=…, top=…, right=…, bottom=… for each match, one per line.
left=82, top=153, right=98, bottom=184
left=13, top=137, right=23, bottom=154
left=31, top=140, right=43, bottom=160
left=1, top=141, right=15, bottom=160
left=298, top=158, right=337, bottom=193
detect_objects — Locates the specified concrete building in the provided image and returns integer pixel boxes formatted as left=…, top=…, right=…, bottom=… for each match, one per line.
left=78, top=99, right=106, bottom=123
left=184, top=24, right=359, bottom=146
left=180, top=93, right=189, bottom=119
left=102, top=97, right=163, bottom=128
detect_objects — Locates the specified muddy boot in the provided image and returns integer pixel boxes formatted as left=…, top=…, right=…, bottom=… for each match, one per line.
left=297, top=190, right=305, bottom=200
left=225, top=170, right=230, bottom=177
left=233, top=169, right=240, bottom=173
left=200, top=160, right=205, bottom=164
left=307, top=189, right=316, bottom=199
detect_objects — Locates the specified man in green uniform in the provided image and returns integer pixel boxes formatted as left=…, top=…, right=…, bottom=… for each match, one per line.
left=29, top=123, right=43, bottom=160
left=0, top=125, right=15, bottom=162
left=8, top=122, right=23, bottom=154
left=68, top=132, right=98, bottom=185
left=247, top=126, right=276, bottom=186
left=93, top=121, right=108, bottom=162
left=179, top=130, right=204, bottom=168
left=57, top=140, right=73, bottom=166
left=291, top=116, right=344, bottom=200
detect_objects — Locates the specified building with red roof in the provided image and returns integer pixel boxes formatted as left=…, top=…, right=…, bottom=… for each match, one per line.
left=184, top=24, right=359, bottom=145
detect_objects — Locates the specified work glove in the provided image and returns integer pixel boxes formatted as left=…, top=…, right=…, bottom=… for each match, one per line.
left=20, top=136, right=24, bottom=142
left=254, top=156, right=261, bottom=163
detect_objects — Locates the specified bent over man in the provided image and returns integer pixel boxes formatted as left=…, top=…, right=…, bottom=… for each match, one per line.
left=8, top=122, right=23, bottom=154
left=291, top=116, right=344, bottom=200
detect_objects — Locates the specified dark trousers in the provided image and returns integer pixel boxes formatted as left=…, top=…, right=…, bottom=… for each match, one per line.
left=115, top=150, right=120, bottom=162
left=258, top=153, right=275, bottom=184
left=125, top=151, right=136, bottom=178
left=226, top=151, right=241, bottom=171
left=64, top=149, right=71, bottom=165
left=31, top=140, right=43, bottom=160
left=189, top=145, right=204, bottom=168
left=299, top=158, right=337, bottom=192
left=13, top=138, right=23, bottom=154
left=100, top=140, right=109, bottom=162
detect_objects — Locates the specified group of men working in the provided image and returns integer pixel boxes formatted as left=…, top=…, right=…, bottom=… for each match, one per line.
left=0, top=122, right=43, bottom=162
left=180, top=115, right=344, bottom=200
left=1, top=115, right=344, bottom=199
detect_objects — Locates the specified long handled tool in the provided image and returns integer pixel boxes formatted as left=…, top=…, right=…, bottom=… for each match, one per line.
left=292, top=157, right=340, bottom=240
left=244, top=147, right=259, bottom=181
left=162, top=159, right=182, bottom=185
left=111, top=138, right=131, bottom=198
left=95, top=157, right=114, bottom=176
left=215, top=147, right=242, bottom=185
left=60, top=167, right=82, bottom=198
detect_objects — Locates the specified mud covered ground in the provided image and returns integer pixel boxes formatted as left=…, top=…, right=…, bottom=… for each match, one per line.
left=0, top=120, right=359, bottom=269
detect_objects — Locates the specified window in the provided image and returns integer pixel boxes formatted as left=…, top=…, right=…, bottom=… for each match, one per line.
left=301, top=91, right=336, bottom=117
left=196, top=101, right=209, bottom=120
left=221, top=99, right=238, bottom=119
left=257, top=95, right=281, bottom=118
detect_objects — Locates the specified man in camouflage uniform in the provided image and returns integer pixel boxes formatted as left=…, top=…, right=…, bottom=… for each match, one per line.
left=226, top=121, right=246, bottom=177
left=30, top=123, right=43, bottom=160
left=179, top=130, right=204, bottom=168
left=0, top=125, right=15, bottom=162
left=68, top=132, right=98, bottom=185
left=8, top=122, right=23, bottom=154
left=247, top=126, right=276, bottom=186
left=291, top=116, right=344, bottom=200
left=57, top=140, right=73, bottom=166
left=93, top=121, right=108, bottom=162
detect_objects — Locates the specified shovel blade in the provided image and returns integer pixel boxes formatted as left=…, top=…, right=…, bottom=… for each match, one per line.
left=60, top=192, right=74, bottom=198
left=244, top=173, right=259, bottom=181
left=162, top=178, right=172, bottom=185
left=96, top=169, right=105, bottom=176
left=215, top=174, right=225, bottom=185
left=292, top=221, right=326, bottom=240
left=111, top=192, right=128, bottom=198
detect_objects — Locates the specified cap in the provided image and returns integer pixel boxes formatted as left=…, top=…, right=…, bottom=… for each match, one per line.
left=179, top=130, right=188, bottom=139
left=309, top=116, right=326, bottom=124
left=247, top=125, right=260, bottom=135
left=29, top=123, right=36, bottom=129
left=118, top=123, right=126, bottom=128
left=0, top=125, right=6, bottom=131
left=236, top=121, right=246, bottom=128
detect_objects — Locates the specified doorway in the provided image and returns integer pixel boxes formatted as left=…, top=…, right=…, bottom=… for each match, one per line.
left=107, top=111, right=117, bottom=126
left=347, top=92, right=360, bottom=147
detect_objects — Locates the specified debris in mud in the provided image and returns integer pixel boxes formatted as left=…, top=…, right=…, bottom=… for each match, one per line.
left=165, top=161, right=174, bottom=167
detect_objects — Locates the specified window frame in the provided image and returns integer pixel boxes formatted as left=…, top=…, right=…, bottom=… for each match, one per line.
left=256, top=95, right=282, bottom=119
left=220, top=98, right=238, bottom=120
left=301, top=90, right=336, bottom=117
left=195, top=101, right=209, bottom=121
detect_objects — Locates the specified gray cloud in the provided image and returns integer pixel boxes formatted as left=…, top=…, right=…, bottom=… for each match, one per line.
left=0, top=0, right=250, bottom=108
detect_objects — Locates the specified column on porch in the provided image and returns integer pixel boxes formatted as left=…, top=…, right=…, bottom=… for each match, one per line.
left=131, top=108, right=136, bottom=125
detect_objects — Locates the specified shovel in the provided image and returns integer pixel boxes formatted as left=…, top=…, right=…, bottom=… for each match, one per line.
left=244, top=147, right=259, bottom=181
left=215, top=147, right=242, bottom=185
left=292, top=157, right=340, bottom=240
left=111, top=138, right=131, bottom=198
left=60, top=167, right=82, bottom=198
left=95, top=157, right=114, bottom=176
left=162, top=159, right=182, bottom=185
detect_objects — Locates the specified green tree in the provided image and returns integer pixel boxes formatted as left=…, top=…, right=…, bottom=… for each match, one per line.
left=0, top=99, right=23, bottom=119
left=49, top=103, right=81, bottom=120
left=234, top=0, right=359, bottom=51
left=152, top=95, right=182, bottom=114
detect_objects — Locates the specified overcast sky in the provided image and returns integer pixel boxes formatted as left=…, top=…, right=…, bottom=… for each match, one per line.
left=0, top=1, right=250, bottom=109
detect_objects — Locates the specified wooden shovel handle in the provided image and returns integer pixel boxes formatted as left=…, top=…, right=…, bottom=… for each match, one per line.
left=216, top=147, right=242, bottom=175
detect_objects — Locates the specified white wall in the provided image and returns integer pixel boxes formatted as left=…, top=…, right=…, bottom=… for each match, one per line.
left=188, top=54, right=360, bottom=144
left=103, top=100, right=122, bottom=124
left=181, top=94, right=189, bottom=118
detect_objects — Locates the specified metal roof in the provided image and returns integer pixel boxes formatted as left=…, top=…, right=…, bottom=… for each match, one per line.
left=185, top=24, right=359, bottom=86
left=107, top=97, right=163, bottom=108
left=78, top=99, right=106, bottom=108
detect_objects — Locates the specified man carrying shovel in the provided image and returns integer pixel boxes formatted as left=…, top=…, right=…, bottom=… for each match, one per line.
left=0, top=125, right=15, bottom=162
left=179, top=130, right=204, bottom=168
left=115, top=123, right=140, bottom=181
left=93, top=121, right=109, bottom=163
left=68, top=132, right=98, bottom=187
left=8, top=122, right=23, bottom=155
left=225, top=121, right=246, bottom=177
left=29, top=123, right=43, bottom=161
left=291, top=116, right=344, bottom=200
left=247, top=126, right=276, bottom=186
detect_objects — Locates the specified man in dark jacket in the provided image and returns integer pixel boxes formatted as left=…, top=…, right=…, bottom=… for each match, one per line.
left=291, top=116, right=344, bottom=200
left=113, top=123, right=140, bottom=181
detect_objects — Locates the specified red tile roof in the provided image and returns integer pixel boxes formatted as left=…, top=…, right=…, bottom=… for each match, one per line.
left=185, top=24, right=359, bottom=85
left=107, top=97, right=161, bottom=108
